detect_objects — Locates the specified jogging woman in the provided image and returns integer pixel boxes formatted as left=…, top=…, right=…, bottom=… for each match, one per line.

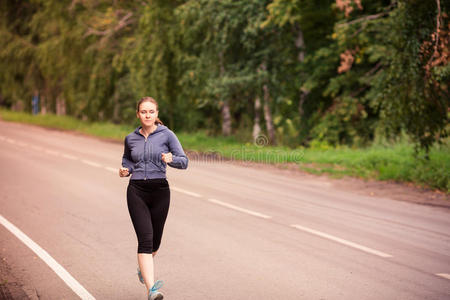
left=119, top=96, right=188, bottom=300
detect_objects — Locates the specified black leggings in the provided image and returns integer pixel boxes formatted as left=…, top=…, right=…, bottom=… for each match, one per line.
left=127, top=178, right=170, bottom=254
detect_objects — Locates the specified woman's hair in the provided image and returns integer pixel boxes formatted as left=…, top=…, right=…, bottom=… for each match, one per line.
left=137, top=96, right=164, bottom=125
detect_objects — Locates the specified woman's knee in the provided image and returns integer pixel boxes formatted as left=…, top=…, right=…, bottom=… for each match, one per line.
left=137, top=239, right=153, bottom=254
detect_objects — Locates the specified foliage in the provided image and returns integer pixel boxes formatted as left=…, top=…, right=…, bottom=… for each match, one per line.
left=0, top=0, right=448, bottom=152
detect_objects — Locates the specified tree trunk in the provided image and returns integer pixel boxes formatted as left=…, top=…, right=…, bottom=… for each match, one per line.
left=295, top=26, right=308, bottom=118
left=221, top=99, right=232, bottom=136
left=40, top=95, right=47, bottom=115
left=296, top=28, right=305, bottom=62
left=112, top=95, right=120, bottom=123
left=219, top=51, right=231, bottom=136
left=262, top=84, right=276, bottom=145
left=260, top=63, right=276, bottom=145
left=252, top=96, right=262, bottom=142
left=298, top=89, right=309, bottom=116
left=12, top=100, right=24, bottom=111
left=56, top=96, right=66, bottom=115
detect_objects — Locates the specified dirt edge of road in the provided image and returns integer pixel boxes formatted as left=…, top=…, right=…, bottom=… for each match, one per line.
left=0, top=258, right=32, bottom=300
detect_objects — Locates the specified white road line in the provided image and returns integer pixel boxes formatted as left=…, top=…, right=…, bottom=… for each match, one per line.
left=171, top=186, right=202, bottom=198
left=0, top=214, right=96, bottom=300
left=81, top=160, right=102, bottom=168
left=104, top=166, right=117, bottom=173
left=291, top=224, right=392, bottom=258
left=62, top=154, right=78, bottom=160
left=208, top=198, right=272, bottom=219
left=436, top=273, right=450, bottom=280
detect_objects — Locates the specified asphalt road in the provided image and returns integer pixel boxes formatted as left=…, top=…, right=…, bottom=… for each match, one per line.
left=0, top=120, right=449, bottom=300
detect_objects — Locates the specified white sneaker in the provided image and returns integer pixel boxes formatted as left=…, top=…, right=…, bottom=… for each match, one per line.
left=148, top=280, right=164, bottom=300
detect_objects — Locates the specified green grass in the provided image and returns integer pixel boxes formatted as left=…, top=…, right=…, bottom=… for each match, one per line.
left=0, top=109, right=131, bottom=140
left=1, top=108, right=448, bottom=192
left=298, top=144, right=449, bottom=192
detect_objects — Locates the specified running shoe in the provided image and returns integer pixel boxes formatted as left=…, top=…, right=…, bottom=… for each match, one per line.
left=137, top=267, right=145, bottom=284
left=148, top=280, right=164, bottom=300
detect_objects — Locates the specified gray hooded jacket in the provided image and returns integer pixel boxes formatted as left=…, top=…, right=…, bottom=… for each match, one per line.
left=122, top=125, right=188, bottom=180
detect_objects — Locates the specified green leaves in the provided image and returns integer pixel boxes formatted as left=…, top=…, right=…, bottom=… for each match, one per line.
left=0, top=0, right=447, bottom=152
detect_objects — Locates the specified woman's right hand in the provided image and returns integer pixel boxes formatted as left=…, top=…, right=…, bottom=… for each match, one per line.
left=119, top=167, right=129, bottom=177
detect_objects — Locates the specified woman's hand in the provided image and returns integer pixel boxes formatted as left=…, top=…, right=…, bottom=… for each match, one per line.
left=161, top=152, right=173, bottom=164
left=119, top=167, right=129, bottom=177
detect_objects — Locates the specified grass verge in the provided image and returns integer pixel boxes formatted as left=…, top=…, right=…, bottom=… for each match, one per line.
left=1, top=109, right=448, bottom=192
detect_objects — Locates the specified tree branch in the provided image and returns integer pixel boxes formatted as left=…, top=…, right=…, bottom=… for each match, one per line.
left=364, top=61, right=383, bottom=77
left=84, top=11, right=134, bottom=38
left=426, top=0, right=441, bottom=69
left=337, top=11, right=389, bottom=27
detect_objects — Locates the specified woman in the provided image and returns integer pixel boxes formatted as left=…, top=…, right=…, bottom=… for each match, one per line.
left=119, top=97, right=188, bottom=300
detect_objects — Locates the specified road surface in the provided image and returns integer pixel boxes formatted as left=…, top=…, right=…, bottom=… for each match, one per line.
left=0, top=120, right=449, bottom=299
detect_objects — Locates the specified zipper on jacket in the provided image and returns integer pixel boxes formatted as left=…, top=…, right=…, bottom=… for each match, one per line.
left=144, top=137, right=147, bottom=180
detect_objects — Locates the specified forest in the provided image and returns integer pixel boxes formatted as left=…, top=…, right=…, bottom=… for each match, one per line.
left=1, top=0, right=448, bottom=152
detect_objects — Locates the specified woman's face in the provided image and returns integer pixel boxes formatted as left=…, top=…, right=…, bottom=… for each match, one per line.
left=137, top=101, right=159, bottom=127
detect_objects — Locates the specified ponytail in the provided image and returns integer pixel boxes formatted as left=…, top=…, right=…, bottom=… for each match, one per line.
left=155, top=117, right=163, bottom=125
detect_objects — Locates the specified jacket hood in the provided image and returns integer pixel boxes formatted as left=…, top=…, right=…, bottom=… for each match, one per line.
left=134, top=124, right=168, bottom=136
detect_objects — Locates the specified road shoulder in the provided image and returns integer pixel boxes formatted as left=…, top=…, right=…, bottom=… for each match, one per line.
left=0, top=257, right=30, bottom=300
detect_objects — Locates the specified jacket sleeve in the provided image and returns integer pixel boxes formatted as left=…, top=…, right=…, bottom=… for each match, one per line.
left=167, top=130, right=189, bottom=169
left=122, top=136, right=134, bottom=175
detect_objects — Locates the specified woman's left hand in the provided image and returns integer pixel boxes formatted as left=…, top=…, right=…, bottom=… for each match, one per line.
left=161, top=152, right=173, bottom=163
